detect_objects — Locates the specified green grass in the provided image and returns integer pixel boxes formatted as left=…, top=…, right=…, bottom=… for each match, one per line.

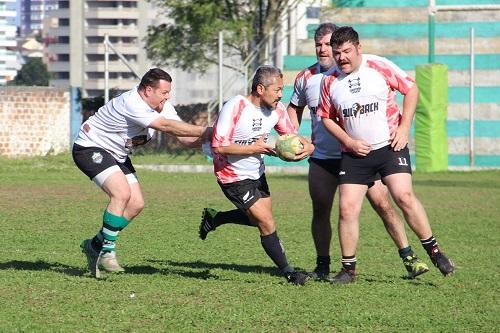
left=0, top=153, right=499, bottom=332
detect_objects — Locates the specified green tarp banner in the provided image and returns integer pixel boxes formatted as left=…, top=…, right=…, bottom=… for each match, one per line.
left=415, top=64, right=449, bottom=172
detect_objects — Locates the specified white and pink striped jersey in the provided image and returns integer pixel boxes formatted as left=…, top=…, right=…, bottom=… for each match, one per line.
left=290, top=63, right=341, bottom=159
left=317, top=54, right=415, bottom=151
left=212, top=95, right=297, bottom=184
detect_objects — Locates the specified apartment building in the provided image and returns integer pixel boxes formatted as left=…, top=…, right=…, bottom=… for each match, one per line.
left=0, top=0, right=17, bottom=84
left=19, top=0, right=58, bottom=37
left=46, top=0, right=157, bottom=98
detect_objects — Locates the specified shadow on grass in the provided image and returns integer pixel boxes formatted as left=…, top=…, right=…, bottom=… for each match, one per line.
left=126, top=259, right=282, bottom=279
left=361, top=272, right=438, bottom=287
left=0, top=260, right=86, bottom=276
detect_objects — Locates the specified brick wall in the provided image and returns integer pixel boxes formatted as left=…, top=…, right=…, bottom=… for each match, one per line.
left=0, top=87, right=70, bottom=157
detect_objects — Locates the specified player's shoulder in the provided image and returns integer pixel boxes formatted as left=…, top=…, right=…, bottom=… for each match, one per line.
left=295, top=63, right=320, bottom=80
left=364, top=54, right=395, bottom=70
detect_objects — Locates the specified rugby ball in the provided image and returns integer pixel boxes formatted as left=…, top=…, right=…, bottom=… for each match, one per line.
left=275, top=134, right=304, bottom=161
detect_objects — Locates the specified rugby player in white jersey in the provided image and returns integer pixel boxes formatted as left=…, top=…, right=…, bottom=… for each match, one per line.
left=72, top=68, right=211, bottom=278
left=318, top=26, right=455, bottom=283
left=198, top=65, right=315, bottom=285
left=287, top=23, right=429, bottom=281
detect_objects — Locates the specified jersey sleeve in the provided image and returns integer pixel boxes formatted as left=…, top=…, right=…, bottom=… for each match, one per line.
left=274, top=102, right=298, bottom=135
left=367, top=56, right=415, bottom=95
left=121, top=91, right=162, bottom=128
left=212, top=97, right=244, bottom=148
left=317, top=75, right=337, bottom=120
left=159, top=101, right=182, bottom=121
left=289, top=69, right=307, bottom=107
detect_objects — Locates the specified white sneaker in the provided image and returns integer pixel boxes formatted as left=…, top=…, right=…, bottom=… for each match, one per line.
left=98, top=251, right=125, bottom=273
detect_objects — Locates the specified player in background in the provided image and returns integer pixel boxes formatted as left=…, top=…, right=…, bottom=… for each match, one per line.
left=318, top=26, right=455, bottom=283
left=198, top=65, right=315, bottom=285
left=287, top=23, right=429, bottom=281
left=73, top=68, right=211, bottom=278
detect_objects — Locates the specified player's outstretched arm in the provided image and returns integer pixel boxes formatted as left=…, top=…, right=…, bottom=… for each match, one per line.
left=149, top=117, right=209, bottom=138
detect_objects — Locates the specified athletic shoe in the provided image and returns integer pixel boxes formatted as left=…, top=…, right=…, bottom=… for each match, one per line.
left=98, top=251, right=125, bottom=273
left=403, top=254, right=429, bottom=279
left=199, top=208, right=218, bottom=240
left=329, top=268, right=356, bottom=284
left=308, top=264, right=330, bottom=281
left=285, top=271, right=309, bottom=285
left=80, top=239, right=101, bottom=278
left=430, top=249, right=455, bottom=276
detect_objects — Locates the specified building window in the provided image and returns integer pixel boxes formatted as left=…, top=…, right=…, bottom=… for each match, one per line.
left=306, top=7, right=320, bottom=19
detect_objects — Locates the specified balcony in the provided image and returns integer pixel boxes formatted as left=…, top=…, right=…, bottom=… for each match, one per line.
left=84, top=60, right=138, bottom=72
left=83, top=78, right=137, bottom=90
left=84, top=25, right=139, bottom=37
left=48, top=61, right=70, bottom=72
left=47, top=43, right=70, bottom=54
left=85, top=43, right=139, bottom=55
left=85, top=7, right=139, bottom=20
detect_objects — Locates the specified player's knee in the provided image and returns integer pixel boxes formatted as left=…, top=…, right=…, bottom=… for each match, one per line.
left=370, top=196, right=393, bottom=215
left=129, top=197, right=145, bottom=215
left=394, top=191, right=414, bottom=211
left=339, top=202, right=360, bottom=220
left=112, top=189, right=132, bottom=206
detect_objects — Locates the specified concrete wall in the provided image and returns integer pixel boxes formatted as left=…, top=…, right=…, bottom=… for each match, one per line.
left=0, top=87, right=70, bottom=157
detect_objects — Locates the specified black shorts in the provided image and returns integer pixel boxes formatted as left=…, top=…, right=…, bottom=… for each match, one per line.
left=309, top=157, right=341, bottom=177
left=72, top=144, right=136, bottom=185
left=339, top=145, right=412, bottom=185
left=218, top=174, right=270, bottom=211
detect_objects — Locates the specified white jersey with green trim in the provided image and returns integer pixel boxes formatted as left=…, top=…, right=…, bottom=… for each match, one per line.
left=74, top=86, right=162, bottom=163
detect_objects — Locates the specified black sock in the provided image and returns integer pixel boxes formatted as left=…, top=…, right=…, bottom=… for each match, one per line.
left=341, top=255, right=356, bottom=271
left=316, top=255, right=330, bottom=267
left=260, top=231, right=292, bottom=273
left=214, top=209, right=253, bottom=227
left=421, top=236, right=439, bottom=257
left=398, top=246, right=414, bottom=259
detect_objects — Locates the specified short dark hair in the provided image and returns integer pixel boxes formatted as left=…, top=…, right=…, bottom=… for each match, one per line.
left=138, top=68, right=172, bottom=91
left=330, top=26, right=359, bottom=47
left=251, top=65, right=283, bottom=92
left=314, top=22, right=338, bottom=42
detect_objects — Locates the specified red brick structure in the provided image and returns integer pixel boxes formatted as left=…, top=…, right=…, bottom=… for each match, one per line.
left=0, top=87, right=70, bottom=157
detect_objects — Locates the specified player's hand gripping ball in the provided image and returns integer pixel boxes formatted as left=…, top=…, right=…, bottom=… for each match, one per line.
left=275, top=134, right=304, bottom=161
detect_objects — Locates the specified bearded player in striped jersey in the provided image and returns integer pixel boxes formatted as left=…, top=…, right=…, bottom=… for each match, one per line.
left=318, top=26, right=454, bottom=283
left=198, top=65, right=315, bottom=285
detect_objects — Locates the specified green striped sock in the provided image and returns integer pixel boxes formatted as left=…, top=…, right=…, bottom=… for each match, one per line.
left=100, top=210, right=129, bottom=252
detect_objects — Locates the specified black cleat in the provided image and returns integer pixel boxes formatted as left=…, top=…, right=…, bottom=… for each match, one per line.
left=329, top=268, right=356, bottom=284
left=199, top=208, right=218, bottom=240
left=430, top=249, right=455, bottom=276
left=285, top=271, right=310, bottom=285
left=308, top=264, right=330, bottom=281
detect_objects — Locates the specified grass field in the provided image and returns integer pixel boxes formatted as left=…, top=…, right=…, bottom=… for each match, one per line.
left=0, top=153, right=499, bottom=332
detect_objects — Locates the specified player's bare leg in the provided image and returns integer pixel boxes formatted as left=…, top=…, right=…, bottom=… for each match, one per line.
left=330, top=183, right=366, bottom=284
left=367, top=180, right=429, bottom=278
left=384, top=173, right=455, bottom=276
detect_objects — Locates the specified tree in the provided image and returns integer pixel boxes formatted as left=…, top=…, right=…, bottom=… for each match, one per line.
left=9, top=57, right=50, bottom=86
left=146, top=0, right=293, bottom=74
